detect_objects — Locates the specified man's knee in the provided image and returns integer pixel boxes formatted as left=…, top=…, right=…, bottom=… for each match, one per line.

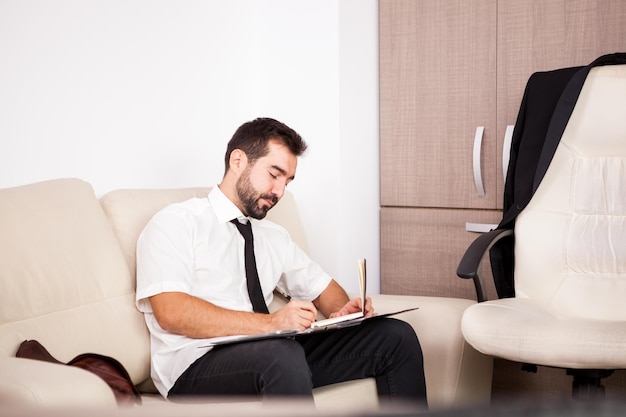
left=368, top=318, right=421, bottom=348
left=391, top=319, right=423, bottom=359
left=365, top=318, right=425, bottom=376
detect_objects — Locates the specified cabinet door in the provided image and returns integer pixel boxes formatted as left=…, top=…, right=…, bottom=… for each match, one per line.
left=495, top=0, right=626, bottom=206
left=380, top=0, right=497, bottom=209
left=381, top=207, right=502, bottom=300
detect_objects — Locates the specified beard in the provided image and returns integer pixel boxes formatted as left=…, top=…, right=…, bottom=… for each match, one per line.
left=236, top=168, right=278, bottom=219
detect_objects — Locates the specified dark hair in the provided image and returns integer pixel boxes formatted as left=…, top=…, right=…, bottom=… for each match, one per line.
left=224, top=117, right=308, bottom=175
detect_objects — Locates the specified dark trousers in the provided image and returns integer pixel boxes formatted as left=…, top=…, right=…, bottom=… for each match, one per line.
left=168, top=318, right=427, bottom=407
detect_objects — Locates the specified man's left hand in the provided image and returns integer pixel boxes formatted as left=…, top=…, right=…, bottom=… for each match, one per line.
left=329, top=296, right=374, bottom=319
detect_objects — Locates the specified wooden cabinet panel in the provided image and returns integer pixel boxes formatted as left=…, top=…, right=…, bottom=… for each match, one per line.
left=497, top=0, right=626, bottom=113
left=380, top=0, right=498, bottom=210
left=381, top=207, right=502, bottom=300
left=495, top=0, right=626, bottom=206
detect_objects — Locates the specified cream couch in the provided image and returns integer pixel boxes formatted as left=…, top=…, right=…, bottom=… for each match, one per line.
left=0, top=179, right=492, bottom=413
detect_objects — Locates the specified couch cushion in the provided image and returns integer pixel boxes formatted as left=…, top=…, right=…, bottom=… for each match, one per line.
left=0, top=179, right=149, bottom=383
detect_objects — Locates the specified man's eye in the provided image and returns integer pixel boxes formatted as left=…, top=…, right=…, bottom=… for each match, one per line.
left=269, top=172, right=277, bottom=179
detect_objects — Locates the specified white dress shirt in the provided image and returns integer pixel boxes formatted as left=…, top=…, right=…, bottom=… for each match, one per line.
left=136, top=186, right=332, bottom=397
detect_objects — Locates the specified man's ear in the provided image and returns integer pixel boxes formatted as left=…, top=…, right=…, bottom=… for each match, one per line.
left=229, top=149, right=248, bottom=174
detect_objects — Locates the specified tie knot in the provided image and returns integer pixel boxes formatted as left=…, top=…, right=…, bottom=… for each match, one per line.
left=230, top=218, right=253, bottom=240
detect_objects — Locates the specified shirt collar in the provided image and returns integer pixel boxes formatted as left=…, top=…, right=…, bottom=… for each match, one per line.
left=208, top=186, right=247, bottom=224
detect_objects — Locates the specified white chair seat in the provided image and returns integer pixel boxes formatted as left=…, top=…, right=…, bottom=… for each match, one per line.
left=462, top=298, right=626, bottom=369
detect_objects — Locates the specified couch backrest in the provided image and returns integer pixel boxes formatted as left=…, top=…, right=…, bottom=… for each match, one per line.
left=0, top=179, right=150, bottom=383
left=100, top=187, right=310, bottom=285
left=99, top=187, right=212, bottom=282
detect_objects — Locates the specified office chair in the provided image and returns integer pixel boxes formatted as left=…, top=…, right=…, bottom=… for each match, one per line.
left=457, top=53, right=626, bottom=401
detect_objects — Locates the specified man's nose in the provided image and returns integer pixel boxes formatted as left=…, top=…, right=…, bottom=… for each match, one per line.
left=271, top=180, right=286, bottom=200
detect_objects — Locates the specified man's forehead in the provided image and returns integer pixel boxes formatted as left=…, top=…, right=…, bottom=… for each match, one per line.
left=261, top=142, right=297, bottom=175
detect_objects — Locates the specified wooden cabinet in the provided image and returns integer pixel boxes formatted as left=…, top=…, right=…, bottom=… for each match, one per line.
left=380, top=0, right=498, bottom=210
left=381, top=207, right=501, bottom=300
left=496, top=1, right=626, bottom=198
left=380, top=0, right=626, bottom=299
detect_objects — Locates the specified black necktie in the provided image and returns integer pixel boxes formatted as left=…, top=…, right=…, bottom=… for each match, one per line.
left=230, top=219, right=269, bottom=314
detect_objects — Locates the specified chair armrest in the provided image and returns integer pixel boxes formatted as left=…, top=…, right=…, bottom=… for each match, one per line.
left=0, top=357, right=117, bottom=409
left=456, top=228, right=513, bottom=302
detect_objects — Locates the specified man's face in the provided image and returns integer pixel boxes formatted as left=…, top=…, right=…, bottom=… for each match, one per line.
left=236, top=140, right=297, bottom=219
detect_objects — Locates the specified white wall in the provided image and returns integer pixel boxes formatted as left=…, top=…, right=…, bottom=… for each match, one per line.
left=0, top=0, right=379, bottom=294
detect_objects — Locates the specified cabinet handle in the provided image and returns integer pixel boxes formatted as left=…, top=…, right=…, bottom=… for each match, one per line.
left=465, top=222, right=499, bottom=233
left=502, top=125, right=514, bottom=181
left=473, top=126, right=485, bottom=197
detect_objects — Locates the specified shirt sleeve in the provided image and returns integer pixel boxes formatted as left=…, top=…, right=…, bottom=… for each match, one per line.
left=274, top=234, right=332, bottom=302
left=135, top=207, right=195, bottom=313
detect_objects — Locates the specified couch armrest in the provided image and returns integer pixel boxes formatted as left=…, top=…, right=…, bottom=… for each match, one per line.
left=0, top=357, right=117, bottom=409
left=370, top=294, right=493, bottom=409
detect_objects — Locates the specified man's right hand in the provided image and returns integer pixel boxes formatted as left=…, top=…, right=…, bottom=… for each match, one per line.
left=271, top=300, right=318, bottom=331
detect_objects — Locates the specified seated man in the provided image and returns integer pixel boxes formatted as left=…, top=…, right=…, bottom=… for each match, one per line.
left=136, top=117, right=427, bottom=407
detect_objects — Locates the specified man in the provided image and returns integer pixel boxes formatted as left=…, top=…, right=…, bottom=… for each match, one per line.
left=136, top=117, right=427, bottom=406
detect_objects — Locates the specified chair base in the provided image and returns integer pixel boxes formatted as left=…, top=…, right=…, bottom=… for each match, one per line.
left=521, top=364, right=615, bottom=401
left=567, top=369, right=614, bottom=401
